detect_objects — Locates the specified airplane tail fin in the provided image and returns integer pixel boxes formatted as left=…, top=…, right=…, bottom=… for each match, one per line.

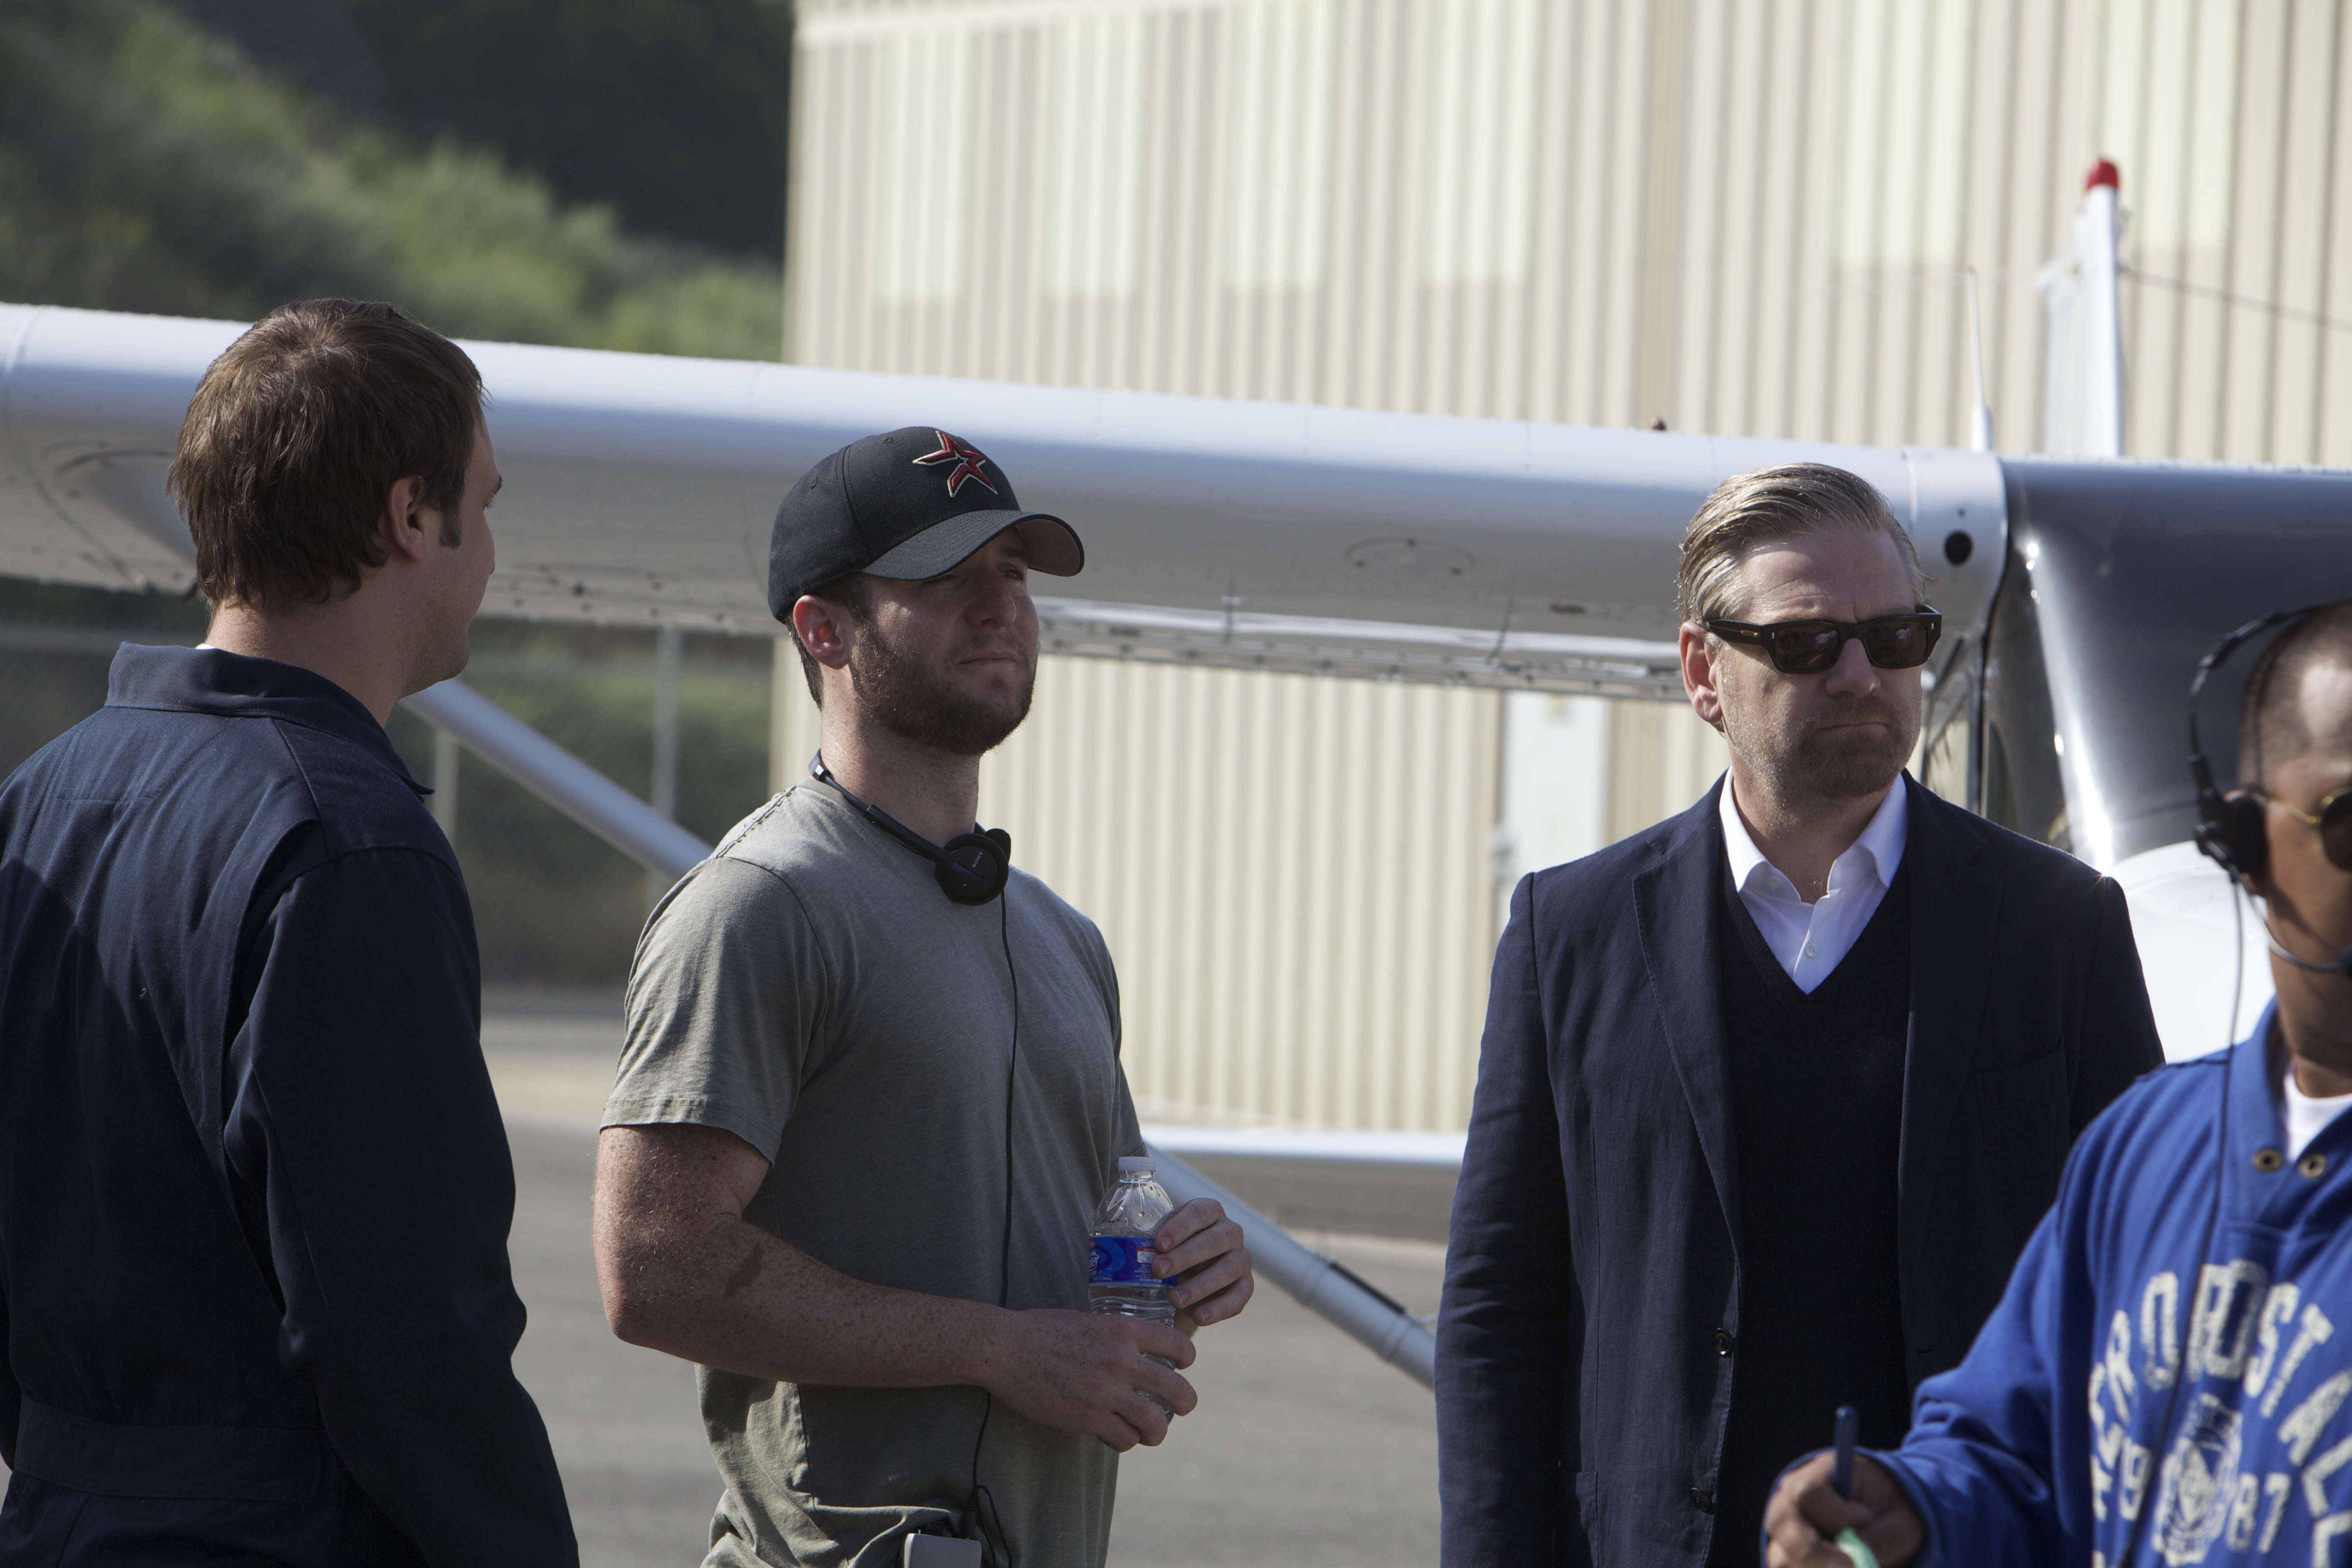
left=2036, top=159, right=2126, bottom=456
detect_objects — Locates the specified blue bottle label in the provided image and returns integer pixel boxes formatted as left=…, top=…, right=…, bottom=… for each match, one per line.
left=1089, top=1235, right=1161, bottom=1285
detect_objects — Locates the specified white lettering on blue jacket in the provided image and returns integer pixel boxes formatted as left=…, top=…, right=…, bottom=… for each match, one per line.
left=1875, top=1001, right=2352, bottom=1567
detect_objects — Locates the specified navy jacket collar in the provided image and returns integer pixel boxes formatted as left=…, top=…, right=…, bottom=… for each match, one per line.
left=105, top=644, right=428, bottom=797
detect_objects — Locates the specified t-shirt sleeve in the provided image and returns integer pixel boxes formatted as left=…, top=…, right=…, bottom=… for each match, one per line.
left=604, top=854, right=828, bottom=1157
left=1085, top=918, right=1145, bottom=1162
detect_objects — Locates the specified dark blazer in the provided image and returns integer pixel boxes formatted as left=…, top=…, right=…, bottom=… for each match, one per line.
left=0, top=647, right=575, bottom=1565
left=1434, top=776, right=2163, bottom=1568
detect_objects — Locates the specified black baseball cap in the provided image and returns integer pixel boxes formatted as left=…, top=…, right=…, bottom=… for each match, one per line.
left=767, top=426, right=1084, bottom=621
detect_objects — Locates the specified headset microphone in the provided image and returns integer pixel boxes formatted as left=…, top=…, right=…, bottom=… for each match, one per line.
left=808, top=753, right=1011, bottom=906
left=2263, top=931, right=2352, bottom=980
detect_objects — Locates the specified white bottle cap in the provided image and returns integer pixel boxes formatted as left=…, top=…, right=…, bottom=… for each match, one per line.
left=1117, top=1156, right=1154, bottom=1173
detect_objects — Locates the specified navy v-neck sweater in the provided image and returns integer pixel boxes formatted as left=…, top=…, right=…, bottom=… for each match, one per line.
left=1706, top=858, right=1915, bottom=1564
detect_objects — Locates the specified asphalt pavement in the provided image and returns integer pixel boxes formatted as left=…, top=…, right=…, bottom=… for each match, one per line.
left=487, top=998, right=1445, bottom=1568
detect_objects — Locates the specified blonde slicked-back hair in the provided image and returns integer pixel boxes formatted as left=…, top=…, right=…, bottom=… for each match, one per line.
left=1675, top=463, right=1927, bottom=630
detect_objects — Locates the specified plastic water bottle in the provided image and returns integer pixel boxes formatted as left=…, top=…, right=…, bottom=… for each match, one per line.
left=1088, top=1155, right=1176, bottom=1413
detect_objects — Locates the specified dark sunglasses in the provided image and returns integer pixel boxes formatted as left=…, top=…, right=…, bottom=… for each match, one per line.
left=2250, top=787, right=2352, bottom=872
left=1705, top=608, right=1943, bottom=675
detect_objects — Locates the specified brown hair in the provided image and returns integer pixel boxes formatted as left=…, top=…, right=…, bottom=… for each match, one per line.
left=170, top=299, right=484, bottom=611
left=792, top=572, right=873, bottom=706
left=1675, top=463, right=1926, bottom=628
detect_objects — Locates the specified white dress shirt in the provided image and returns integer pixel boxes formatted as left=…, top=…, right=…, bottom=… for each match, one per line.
left=1719, top=778, right=1909, bottom=995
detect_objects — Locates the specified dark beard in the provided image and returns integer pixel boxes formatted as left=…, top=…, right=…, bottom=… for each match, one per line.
left=847, top=617, right=1034, bottom=757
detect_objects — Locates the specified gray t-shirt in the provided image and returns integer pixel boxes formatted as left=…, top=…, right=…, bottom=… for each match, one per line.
left=604, top=783, right=1142, bottom=1568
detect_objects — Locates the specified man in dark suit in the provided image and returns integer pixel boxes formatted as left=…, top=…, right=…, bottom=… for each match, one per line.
left=1435, top=463, right=2164, bottom=1567
left=0, top=301, right=575, bottom=1563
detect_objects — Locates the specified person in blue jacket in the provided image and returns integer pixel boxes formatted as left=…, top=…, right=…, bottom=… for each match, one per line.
left=1763, top=596, right=2352, bottom=1568
left=0, top=299, right=576, bottom=1564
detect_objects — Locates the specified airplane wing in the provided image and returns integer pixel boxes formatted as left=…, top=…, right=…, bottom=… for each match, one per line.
left=0, top=301, right=2009, bottom=696
left=21, top=299, right=2336, bottom=1071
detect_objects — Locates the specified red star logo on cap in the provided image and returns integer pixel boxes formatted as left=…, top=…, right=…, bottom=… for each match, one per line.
left=912, top=431, right=999, bottom=497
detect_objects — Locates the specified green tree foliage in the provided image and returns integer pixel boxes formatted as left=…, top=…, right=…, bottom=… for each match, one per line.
left=0, top=0, right=783, bottom=358
left=0, top=2, right=788, bottom=984
left=335, top=0, right=793, bottom=260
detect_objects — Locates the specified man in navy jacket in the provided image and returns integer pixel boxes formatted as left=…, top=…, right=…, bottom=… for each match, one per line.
left=0, top=301, right=575, bottom=1563
left=1436, top=464, right=2164, bottom=1567
left=1763, top=598, right=2352, bottom=1567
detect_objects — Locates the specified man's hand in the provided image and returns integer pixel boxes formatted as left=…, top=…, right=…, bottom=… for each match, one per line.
left=595, top=1128, right=1235, bottom=1452
left=977, top=1308, right=1197, bottom=1452
left=1764, top=1452, right=1924, bottom=1567
left=1154, top=1197, right=1253, bottom=1331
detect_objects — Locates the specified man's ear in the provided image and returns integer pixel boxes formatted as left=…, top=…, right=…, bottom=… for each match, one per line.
left=378, top=475, right=433, bottom=565
left=791, top=594, right=854, bottom=671
left=1679, top=622, right=1726, bottom=732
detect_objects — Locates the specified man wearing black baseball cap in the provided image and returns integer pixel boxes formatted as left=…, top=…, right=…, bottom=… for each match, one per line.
left=594, top=428, right=1256, bottom=1568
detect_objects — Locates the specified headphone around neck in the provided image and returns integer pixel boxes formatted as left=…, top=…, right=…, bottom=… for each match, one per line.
left=2187, top=603, right=2352, bottom=980
left=807, top=752, right=1012, bottom=906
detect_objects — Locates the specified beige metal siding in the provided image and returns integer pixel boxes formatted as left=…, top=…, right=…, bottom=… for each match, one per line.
left=785, top=0, right=2348, bottom=1132
left=796, top=0, right=2352, bottom=461
left=992, top=658, right=1501, bottom=1132
left=1606, top=699, right=1732, bottom=847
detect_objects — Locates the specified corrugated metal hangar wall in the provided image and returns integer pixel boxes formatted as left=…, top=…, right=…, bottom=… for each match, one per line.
left=778, top=0, right=2352, bottom=1132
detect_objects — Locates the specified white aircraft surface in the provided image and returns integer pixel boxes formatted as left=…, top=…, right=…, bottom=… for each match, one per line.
left=0, top=300, right=2006, bottom=691
left=4, top=297, right=2341, bottom=1069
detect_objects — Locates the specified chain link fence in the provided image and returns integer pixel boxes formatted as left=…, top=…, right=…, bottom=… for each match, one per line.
left=0, top=582, right=774, bottom=990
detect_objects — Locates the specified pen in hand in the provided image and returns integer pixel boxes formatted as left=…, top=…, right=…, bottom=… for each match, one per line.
left=1833, top=1404, right=1857, bottom=1500
left=1828, top=1406, right=1883, bottom=1568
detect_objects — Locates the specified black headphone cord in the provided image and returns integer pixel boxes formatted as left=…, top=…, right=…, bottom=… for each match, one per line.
left=967, top=890, right=1020, bottom=1566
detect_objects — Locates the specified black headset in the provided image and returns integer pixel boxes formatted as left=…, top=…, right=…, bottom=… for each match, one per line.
left=2188, top=604, right=2352, bottom=979
left=808, top=752, right=1012, bottom=905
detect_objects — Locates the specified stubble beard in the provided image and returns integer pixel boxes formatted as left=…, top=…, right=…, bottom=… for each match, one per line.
left=417, top=515, right=481, bottom=690
left=1725, top=694, right=1919, bottom=807
left=848, top=617, right=1035, bottom=757
left=412, top=592, right=474, bottom=691
left=426, top=629, right=471, bottom=688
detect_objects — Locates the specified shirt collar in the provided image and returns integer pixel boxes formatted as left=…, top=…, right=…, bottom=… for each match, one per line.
left=105, top=643, right=427, bottom=796
left=1718, top=775, right=1777, bottom=892
left=1718, top=772, right=1910, bottom=898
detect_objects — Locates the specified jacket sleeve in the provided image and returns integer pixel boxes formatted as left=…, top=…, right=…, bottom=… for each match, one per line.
left=1875, top=1193, right=2080, bottom=1568
left=0, top=1279, right=15, bottom=1468
left=1438, top=874, right=1575, bottom=1564
left=2071, top=875, right=2166, bottom=1132
left=1876, top=1089, right=2144, bottom=1568
left=224, top=848, right=576, bottom=1567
